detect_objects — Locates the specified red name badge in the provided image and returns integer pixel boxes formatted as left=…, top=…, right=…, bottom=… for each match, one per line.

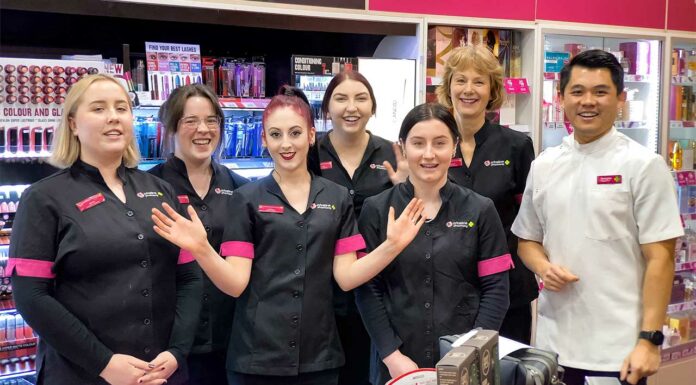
left=177, top=195, right=190, bottom=204
left=320, top=161, right=333, bottom=170
left=597, top=175, right=622, bottom=184
left=76, top=193, right=105, bottom=212
left=450, top=158, right=463, bottom=168
left=258, top=205, right=284, bottom=214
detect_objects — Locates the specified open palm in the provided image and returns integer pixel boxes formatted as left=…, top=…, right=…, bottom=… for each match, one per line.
left=151, top=203, right=207, bottom=253
left=386, top=198, right=426, bottom=250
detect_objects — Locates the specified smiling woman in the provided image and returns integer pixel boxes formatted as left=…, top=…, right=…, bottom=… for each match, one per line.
left=9, top=74, right=203, bottom=385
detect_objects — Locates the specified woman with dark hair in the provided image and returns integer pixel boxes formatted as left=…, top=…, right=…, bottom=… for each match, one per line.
left=436, top=45, right=538, bottom=344
left=150, top=87, right=426, bottom=385
left=356, top=103, right=511, bottom=385
left=149, top=83, right=248, bottom=384
left=310, top=70, right=408, bottom=385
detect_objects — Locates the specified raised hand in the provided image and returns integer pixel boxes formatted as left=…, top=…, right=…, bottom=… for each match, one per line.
left=152, top=203, right=208, bottom=255
left=386, top=198, right=426, bottom=251
left=384, top=142, right=410, bottom=185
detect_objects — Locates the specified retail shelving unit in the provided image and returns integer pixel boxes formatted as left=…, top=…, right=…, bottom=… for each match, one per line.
left=536, top=22, right=666, bottom=154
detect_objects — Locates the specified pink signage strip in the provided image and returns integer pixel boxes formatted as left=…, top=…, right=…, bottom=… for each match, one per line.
left=536, top=0, right=665, bottom=29
left=368, top=0, right=535, bottom=21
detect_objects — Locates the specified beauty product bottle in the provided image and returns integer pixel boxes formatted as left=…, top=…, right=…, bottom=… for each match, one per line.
left=134, top=60, right=145, bottom=92
left=331, top=58, right=340, bottom=75
left=673, top=141, right=684, bottom=171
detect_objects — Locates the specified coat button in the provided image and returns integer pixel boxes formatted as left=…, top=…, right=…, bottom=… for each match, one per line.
left=349, top=189, right=355, bottom=196
left=200, top=205, right=208, bottom=211
left=126, top=210, right=134, bottom=217
left=424, top=302, right=431, bottom=309
left=292, top=290, right=300, bottom=298
left=295, top=244, right=303, bottom=251
left=137, top=234, right=144, bottom=240
left=425, top=330, right=431, bottom=335
left=425, top=253, right=431, bottom=260
left=297, top=221, right=304, bottom=228
left=294, top=269, right=301, bottom=275
left=425, top=230, right=431, bottom=237
left=140, top=260, right=148, bottom=268
left=203, top=294, right=209, bottom=301
left=424, top=276, right=431, bottom=285
left=141, top=289, right=149, bottom=297
left=144, top=347, right=151, bottom=354
left=289, top=341, right=296, bottom=348
left=425, top=351, right=432, bottom=358
left=205, top=226, right=211, bottom=233
left=143, top=318, right=151, bottom=325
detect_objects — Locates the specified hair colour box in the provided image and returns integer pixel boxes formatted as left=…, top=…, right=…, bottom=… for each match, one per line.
left=436, top=345, right=480, bottom=385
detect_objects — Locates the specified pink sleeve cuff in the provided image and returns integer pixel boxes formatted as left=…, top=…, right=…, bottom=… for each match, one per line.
left=5, top=258, right=55, bottom=279
left=220, top=241, right=254, bottom=259
left=177, top=250, right=195, bottom=265
left=334, top=234, right=366, bottom=256
left=478, top=254, right=514, bottom=277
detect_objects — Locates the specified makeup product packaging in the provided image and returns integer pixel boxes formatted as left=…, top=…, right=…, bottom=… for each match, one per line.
left=436, top=345, right=480, bottom=385
left=619, top=42, right=651, bottom=75
left=544, top=51, right=570, bottom=73
left=459, top=330, right=500, bottom=385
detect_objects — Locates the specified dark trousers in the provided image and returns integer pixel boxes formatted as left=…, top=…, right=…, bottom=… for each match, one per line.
left=187, top=350, right=228, bottom=385
left=499, top=304, right=532, bottom=344
left=228, top=368, right=339, bottom=385
left=562, top=366, right=647, bottom=385
left=336, top=311, right=371, bottom=385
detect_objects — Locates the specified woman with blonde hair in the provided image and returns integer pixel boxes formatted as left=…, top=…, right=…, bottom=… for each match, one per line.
left=8, top=74, right=201, bottom=385
left=436, top=45, right=537, bottom=344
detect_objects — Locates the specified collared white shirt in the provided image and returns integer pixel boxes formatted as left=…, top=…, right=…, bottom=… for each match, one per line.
left=512, top=128, right=683, bottom=371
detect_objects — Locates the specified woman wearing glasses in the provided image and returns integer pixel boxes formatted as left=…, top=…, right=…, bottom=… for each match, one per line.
left=150, top=84, right=248, bottom=384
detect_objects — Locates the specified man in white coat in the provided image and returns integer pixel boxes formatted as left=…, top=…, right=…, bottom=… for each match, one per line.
left=512, top=49, right=682, bottom=385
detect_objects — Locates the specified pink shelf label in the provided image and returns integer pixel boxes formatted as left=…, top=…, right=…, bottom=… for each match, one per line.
left=504, top=78, right=530, bottom=94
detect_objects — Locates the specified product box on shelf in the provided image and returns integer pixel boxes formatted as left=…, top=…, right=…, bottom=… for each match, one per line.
left=145, top=42, right=202, bottom=102
left=0, top=58, right=105, bottom=159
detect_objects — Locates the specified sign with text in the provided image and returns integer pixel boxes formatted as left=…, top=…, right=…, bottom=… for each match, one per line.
left=145, top=42, right=202, bottom=102
left=536, top=0, right=665, bottom=29
left=369, top=0, right=535, bottom=21
left=503, top=78, right=530, bottom=94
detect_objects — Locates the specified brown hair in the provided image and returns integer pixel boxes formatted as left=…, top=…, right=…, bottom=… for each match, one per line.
left=158, top=83, right=224, bottom=156
left=321, top=70, right=377, bottom=116
left=436, top=45, right=504, bottom=111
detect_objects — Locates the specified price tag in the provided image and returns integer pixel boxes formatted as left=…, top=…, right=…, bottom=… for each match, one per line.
left=503, top=78, right=530, bottom=94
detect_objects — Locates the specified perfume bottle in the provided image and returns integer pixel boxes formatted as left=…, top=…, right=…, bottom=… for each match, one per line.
left=672, top=141, right=684, bottom=171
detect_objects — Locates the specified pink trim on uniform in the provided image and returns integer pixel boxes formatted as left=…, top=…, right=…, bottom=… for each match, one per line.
left=5, top=258, right=55, bottom=279
left=514, top=194, right=523, bottom=205
left=356, top=251, right=368, bottom=259
left=334, top=234, right=366, bottom=256
left=478, top=253, right=514, bottom=277
left=178, top=250, right=195, bottom=264
left=220, top=241, right=255, bottom=259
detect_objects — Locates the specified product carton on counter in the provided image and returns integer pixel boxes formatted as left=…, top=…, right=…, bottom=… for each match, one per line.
left=436, top=345, right=480, bottom=385
left=458, top=330, right=500, bottom=385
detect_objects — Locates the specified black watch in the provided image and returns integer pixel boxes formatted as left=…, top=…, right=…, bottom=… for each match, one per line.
left=638, top=330, right=664, bottom=346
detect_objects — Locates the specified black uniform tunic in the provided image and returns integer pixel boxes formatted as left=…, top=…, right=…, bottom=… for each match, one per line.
left=355, top=180, right=511, bottom=385
left=447, top=120, right=537, bottom=309
left=310, top=131, right=396, bottom=218
left=149, top=155, right=248, bottom=355
left=8, top=160, right=202, bottom=385
left=220, top=175, right=366, bottom=377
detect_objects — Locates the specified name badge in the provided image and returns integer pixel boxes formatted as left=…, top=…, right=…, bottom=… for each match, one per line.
left=177, top=195, right=190, bottom=204
left=320, top=161, right=333, bottom=170
left=76, top=193, right=105, bottom=212
left=450, top=158, right=463, bottom=168
left=597, top=175, right=622, bottom=184
left=258, top=205, right=284, bottom=214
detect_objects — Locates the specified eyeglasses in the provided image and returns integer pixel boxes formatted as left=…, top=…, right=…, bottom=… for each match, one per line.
left=179, top=116, right=221, bottom=129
